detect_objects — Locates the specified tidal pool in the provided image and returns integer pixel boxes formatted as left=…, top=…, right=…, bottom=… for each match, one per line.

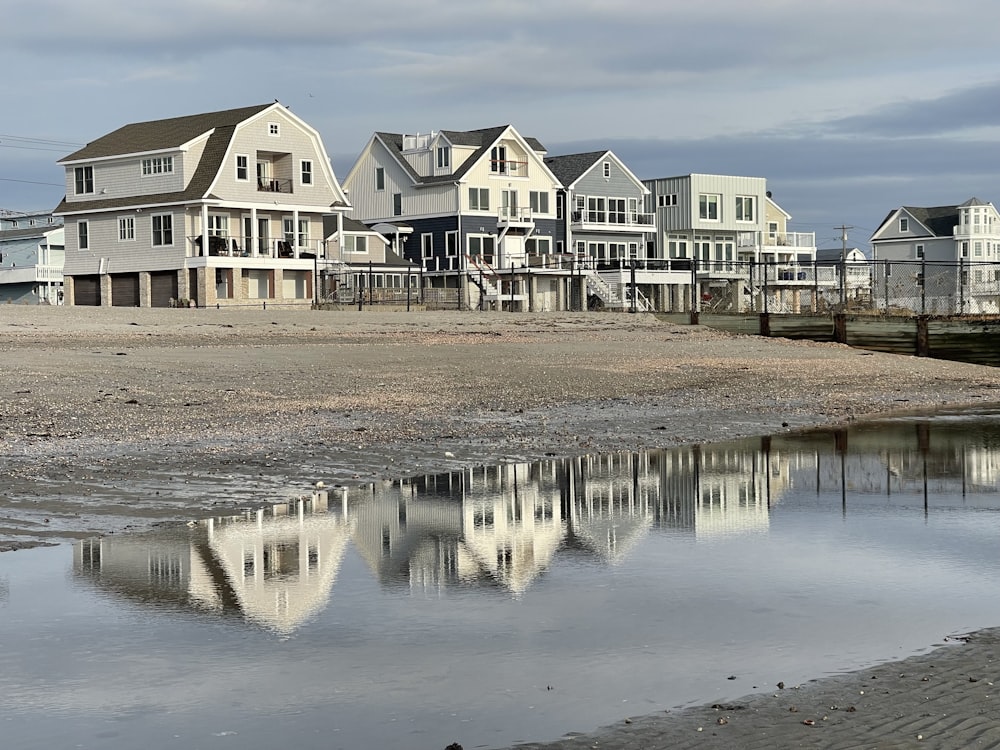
left=4, top=411, right=1000, bottom=750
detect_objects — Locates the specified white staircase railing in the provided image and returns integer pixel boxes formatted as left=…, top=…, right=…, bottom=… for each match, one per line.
left=584, top=271, right=624, bottom=308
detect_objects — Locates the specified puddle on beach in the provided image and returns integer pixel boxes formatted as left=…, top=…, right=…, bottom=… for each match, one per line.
left=5, top=411, right=1000, bottom=750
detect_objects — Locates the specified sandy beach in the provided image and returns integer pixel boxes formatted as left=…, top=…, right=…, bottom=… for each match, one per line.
left=3, top=305, right=1000, bottom=749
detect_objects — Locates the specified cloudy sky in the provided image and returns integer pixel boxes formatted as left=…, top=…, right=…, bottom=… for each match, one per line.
left=4, top=0, right=1000, bottom=248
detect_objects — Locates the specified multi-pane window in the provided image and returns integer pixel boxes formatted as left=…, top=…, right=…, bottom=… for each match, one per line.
left=961, top=241, right=969, bottom=257
left=916, top=244, right=925, bottom=259
left=344, top=235, right=368, bottom=254
left=300, top=160, right=313, bottom=185
left=899, top=217, right=909, bottom=232
left=436, top=147, right=450, bottom=169
left=608, top=198, right=626, bottom=224
left=208, top=215, right=228, bottom=237
left=74, top=166, right=94, bottom=195
left=587, top=196, right=606, bottom=223
left=151, top=214, right=173, bottom=246
left=526, top=237, right=551, bottom=254
left=699, top=194, right=720, bottom=221
left=468, top=236, right=496, bottom=261
left=667, top=235, right=689, bottom=259
left=118, top=216, right=135, bottom=242
left=297, top=219, right=309, bottom=248
left=77, top=221, right=89, bottom=250
left=529, top=191, right=549, bottom=214
left=268, top=122, right=280, bottom=136
left=469, top=187, right=489, bottom=211
left=236, top=155, right=249, bottom=181
left=735, top=196, right=755, bottom=222
left=490, top=145, right=507, bottom=174
left=141, top=157, right=173, bottom=175
left=975, top=241, right=983, bottom=257
left=603, top=161, right=611, bottom=179
left=657, top=194, right=677, bottom=207
left=375, top=167, right=385, bottom=191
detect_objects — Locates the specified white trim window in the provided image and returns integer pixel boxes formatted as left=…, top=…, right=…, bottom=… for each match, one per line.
left=469, top=187, right=489, bottom=211
left=77, top=220, right=89, bottom=250
left=74, top=166, right=94, bottom=195
left=208, top=215, right=228, bottom=238
left=526, top=237, right=551, bottom=254
left=467, top=235, right=495, bottom=260
left=608, top=198, right=626, bottom=224
left=490, top=145, right=507, bottom=175
left=436, top=147, right=450, bottom=169
left=344, top=235, right=368, bottom=254
left=735, top=195, right=755, bottom=222
left=899, top=217, right=909, bottom=232
left=118, top=216, right=135, bottom=242
left=421, top=233, right=434, bottom=258
left=141, top=156, right=173, bottom=176
left=603, top=161, right=611, bottom=179
left=699, top=194, right=720, bottom=221
left=300, top=160, right=313, bottom=185
left=446, top=231, right=459, bottom=256
left=268, top=122, right=280, bottom=137
left=297, top=218, right=310, bottom=248
left=375, top=167, right=385, bottom=191
left=151, top=214, right=173, bottom=246
left=529, top=191, right=549, bottom=214
left=236, top=155, right=249, bottom=181
left=916, top=243, right=925, bottom=259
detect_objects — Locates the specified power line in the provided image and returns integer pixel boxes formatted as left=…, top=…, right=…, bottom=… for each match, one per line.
left=0, top=177, right=65, bottom=187
left=0, top=134, right=83, bottom=147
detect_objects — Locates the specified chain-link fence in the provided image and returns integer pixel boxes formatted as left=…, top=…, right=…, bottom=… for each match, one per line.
left=694, top=259, right=1000, bottom=317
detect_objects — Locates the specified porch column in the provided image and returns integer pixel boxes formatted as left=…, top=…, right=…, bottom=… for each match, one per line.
left=251, top=207, right=258, bottom=257
left=200, top=205, right=209, bottom=256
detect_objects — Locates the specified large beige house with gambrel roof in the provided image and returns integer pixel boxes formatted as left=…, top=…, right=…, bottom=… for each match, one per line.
left=54, top=102, right=349, bottom=307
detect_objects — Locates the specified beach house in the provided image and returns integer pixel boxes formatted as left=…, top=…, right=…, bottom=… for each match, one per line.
left=54, top=102, right=350, bottom=307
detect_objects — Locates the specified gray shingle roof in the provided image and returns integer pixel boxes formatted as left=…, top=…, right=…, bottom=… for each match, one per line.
left=376, top=125, right=546, bottom=187
left=903, top=205, right=959, bottom=237
left=53, top=103, right=277, bottom=215
left=543, top=151, right=609, bottom=188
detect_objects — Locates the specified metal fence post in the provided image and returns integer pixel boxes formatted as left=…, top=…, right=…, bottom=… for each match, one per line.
left=763, top=260, right=769, bottom=314
left=959, top=257, right=965, bottom=315
left=920, top=256, right=926, bottom=315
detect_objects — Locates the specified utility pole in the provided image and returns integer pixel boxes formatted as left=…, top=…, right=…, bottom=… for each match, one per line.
left=837, top=224, right=853, bottom=308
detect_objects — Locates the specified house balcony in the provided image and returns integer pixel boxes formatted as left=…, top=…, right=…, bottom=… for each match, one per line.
left=953, top=224, right=1000, bottom=237
left=257, top=177, right=293, bottom=194
left=489, top=159, right=529, bottom=177
left=571, top=211, right=656, bottom=232
left=189, top=235, right=323, bottom=261
left=497, top=207, right=534, bottom=227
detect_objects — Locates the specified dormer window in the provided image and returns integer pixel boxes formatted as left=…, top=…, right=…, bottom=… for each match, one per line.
left=74, top=166, right=94, bottom=195
left=899, top=217, right=908, bottom=232
left=141, top=156, right=173, bottom=175
left=436, top=147, right=450, bottom=169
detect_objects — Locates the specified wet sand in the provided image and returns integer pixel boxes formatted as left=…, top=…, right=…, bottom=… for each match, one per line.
left=3, top=305, right=1000, bottom=748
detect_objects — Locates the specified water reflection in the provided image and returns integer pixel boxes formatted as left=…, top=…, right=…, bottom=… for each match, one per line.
left=74, top=414, right=1000, bottom=636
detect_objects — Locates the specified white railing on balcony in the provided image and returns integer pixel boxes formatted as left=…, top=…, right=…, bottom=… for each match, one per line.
left=189, top=235, right=325, bottom=260
left=498, top=207, right=534, bottom=224
left=953, top=224, right=1000, bottom=237
left=571, top=211, right=656, bottom=230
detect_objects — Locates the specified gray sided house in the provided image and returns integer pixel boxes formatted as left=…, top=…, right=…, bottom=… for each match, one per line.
left=542, top=150, right=660, bottom=310
left=643, top=174, right=819, bottom=313
left=870, top=198, right=1000, bottom=314
left=54, top=102, right=349, bottom=308
left=343, top=125, right=574, bottom=311
left=318, top=215, right=420, bottom=305
left=0, top=211, right=64, bottom=304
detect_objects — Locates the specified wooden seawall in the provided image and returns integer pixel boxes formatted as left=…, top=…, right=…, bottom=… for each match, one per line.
left=662, top=313, right=1000, bottom=367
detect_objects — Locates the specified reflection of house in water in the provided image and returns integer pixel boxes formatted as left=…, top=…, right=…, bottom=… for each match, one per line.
left=565, top=452, right=653, bottom=563
left=784, top=421, right=1000, bottom=505
left=207, top=492, right=355, bottom=635
left=460, top=462, right=564, bottom=594
left=649, top=439, right=799, bottom=539
left=353, top=462, right=566, bottom=596
left=74, top=492, right=354, bottom=635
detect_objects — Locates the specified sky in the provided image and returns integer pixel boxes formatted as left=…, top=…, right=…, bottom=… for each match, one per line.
left=4, top=0, right=1000, bottom=250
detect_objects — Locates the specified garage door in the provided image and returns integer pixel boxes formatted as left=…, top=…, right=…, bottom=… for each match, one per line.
left=73, top=276, right=101, bottom=306
left=111, top=274, right=140, bottom=307
left=150, top=271, right=178, bottom=308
